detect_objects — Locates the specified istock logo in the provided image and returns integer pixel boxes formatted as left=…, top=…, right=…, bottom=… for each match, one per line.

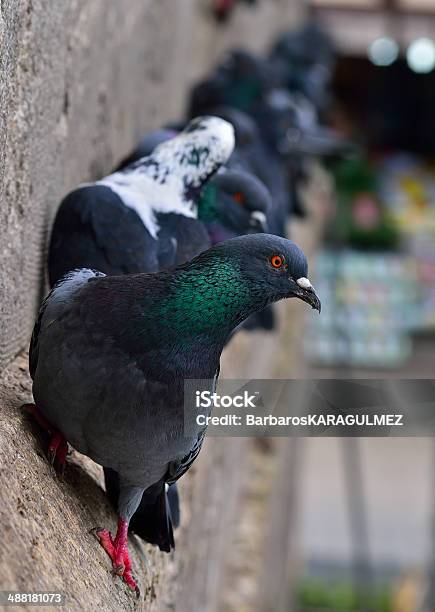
left=195, top=390, right=259, bottom=409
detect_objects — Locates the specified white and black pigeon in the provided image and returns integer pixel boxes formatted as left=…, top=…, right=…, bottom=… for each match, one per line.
left=48, top=116, right=235, bottom=286
left=25, top=234, right=320, bottom=593
left=112, top=125, right=270, bottom=242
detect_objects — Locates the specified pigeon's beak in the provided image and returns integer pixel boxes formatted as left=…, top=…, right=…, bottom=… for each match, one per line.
left=293, top=277, right=321, bottom=313
left=249, top=211, right=268, bottom=233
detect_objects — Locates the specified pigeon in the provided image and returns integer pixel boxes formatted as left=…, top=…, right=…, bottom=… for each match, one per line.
left=189, top=66, right=303, bottom=233
left=111, top=125, right=271, bottom=243
left=48, top=116, right=235, bottom=286
left=198, top=167, right=269, bottom=243
left=188, top=52, right=352, bottom=225
left=26, top=234, right=320, bottom=592
left=188, top=49, right=278, bottom=118
left=116, top=110, right=258, bottom=175
left=269, top=21, right=336, bottom=115
left=251, top=88, right=357, bottom=223
left=190, top=105, right=288, bottom=236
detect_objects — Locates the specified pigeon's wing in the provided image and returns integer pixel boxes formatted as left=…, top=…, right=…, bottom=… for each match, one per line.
left=165, top=365, right=219, bottom=485
left=158, top=241, right=178, bottom=269
left=156, top=233, right=178, bottom=270
left=29, top=290, right=52, bottom=380
left=48, top=184, right=158, bottom=285
left=173, top=217, right=211, bottom=265
left=29, top=269, right=105, bottom=380
left=165, top=428, right=207, bottom=485
left=156, top=214, right=211, bottom=269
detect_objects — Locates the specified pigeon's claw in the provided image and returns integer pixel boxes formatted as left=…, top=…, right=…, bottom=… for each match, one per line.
left=48, top=431, right=68, bottom=471
left=22, top=403, right=69, bottom=475
left=96, top=520, right=138, bottom=594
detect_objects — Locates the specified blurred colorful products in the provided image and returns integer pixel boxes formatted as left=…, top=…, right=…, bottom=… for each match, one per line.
left=377, top=154, right=435, bottom=330
left=315, top=152, right=435, bottom=370
left=305, top=251, right=418, bottom=368
left=377, top=154, right=435, bottom=236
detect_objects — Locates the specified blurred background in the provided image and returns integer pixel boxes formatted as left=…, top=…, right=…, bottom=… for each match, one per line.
left=206, top=2, right=435, bottom=612
left=1, top=1, right=435, bottom=610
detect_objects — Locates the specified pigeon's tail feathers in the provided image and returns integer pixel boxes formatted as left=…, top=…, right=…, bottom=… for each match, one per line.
left=104, top=468, right=175, bottom=553
left=103, top=466, right=120, bottom=510
left=29, top=269, right=105, bottom=379
left=167, top=484, right=181, bottom=529
left=129, top=483, right=175, bottom=553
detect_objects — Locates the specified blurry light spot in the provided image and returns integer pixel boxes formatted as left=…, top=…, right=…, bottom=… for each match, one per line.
left=368, top=37, right=399, bottom=67
left=407, top=38, right=435, bottom=74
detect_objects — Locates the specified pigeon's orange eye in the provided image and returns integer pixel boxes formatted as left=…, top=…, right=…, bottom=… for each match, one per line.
left=270, top=255, right=284, bottom=269
left=233, top=192, right=245, bottom=204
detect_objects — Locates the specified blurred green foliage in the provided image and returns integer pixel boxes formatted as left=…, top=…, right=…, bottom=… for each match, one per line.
left=295, top=579, right=392, bottom=611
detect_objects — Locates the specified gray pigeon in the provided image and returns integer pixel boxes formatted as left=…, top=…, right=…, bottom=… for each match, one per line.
left=26, top=233, right=320, bottom=592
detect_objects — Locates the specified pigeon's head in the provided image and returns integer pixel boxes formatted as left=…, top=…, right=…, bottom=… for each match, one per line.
left=224, top=234, right=320, bottom=312
left=270, top=25, right=335, bottom=112
left=181, top=115, right=235, bottom=164
left=194, top=234, right=321, bottom=314
left=153, top=116, right=235, bottom=192
left=199, top=168, right=270, bottom=243
left=271, top=22, right=335, bottom=72
left=188, top=50, right=276, bottom=117
left=219, top=49, right=279, bottom=99
left=166, top=234, right=319, bottom=342
left=252, top=89, right=303, bottom=154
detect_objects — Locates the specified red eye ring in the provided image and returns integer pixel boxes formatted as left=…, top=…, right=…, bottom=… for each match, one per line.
left=270, top=254, right=284, bottom=269
left=233, top=192, right=245, bottom=204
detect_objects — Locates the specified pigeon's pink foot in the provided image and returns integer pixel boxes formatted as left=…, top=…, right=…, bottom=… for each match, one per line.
left=22, top=403, right=68, bottom=475
left=96, top=518, right=139, bottom=594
